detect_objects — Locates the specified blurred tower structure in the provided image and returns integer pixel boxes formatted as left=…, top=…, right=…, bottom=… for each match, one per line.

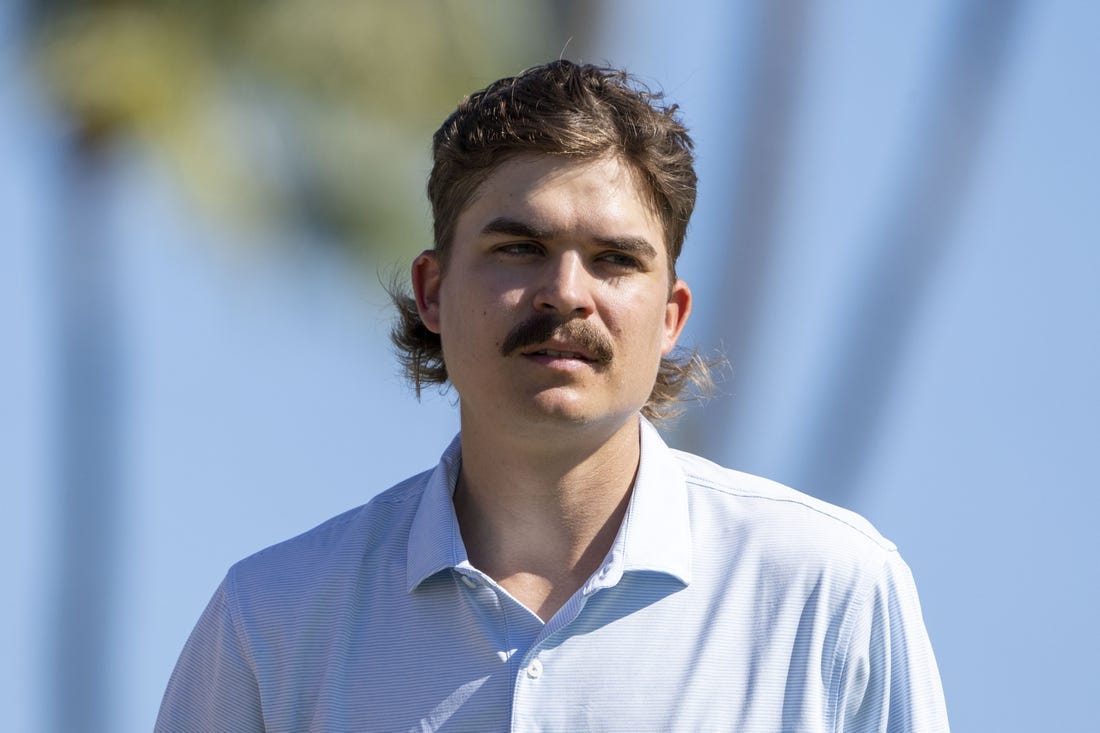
left=788, top=0, right=1025, bottom=503
left=670, top=0, right=1025, bottom=506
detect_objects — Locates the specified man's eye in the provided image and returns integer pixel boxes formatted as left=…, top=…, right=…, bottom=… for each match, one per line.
left=600, top=252, right=642, bottom=269
left=497, top=242, right=542, bottom=256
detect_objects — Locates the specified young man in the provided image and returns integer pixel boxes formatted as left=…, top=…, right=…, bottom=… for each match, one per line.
left=156, top=61, right=949, bottom=732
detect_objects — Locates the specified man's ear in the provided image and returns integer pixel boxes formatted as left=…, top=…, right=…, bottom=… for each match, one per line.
left=661, top=279, right=692, bottom=355
left=411, top=250, right=443, bottom=335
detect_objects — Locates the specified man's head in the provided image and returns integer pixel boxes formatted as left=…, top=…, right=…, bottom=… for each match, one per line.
left=392, top=60, right=710, bottom=422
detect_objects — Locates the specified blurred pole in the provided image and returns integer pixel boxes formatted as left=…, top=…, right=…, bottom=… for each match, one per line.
left=791, top=0, right=1025, bottom=504
left=46, top=129, right=121, bottom=733
left=679, top=0, right=811, bottom=457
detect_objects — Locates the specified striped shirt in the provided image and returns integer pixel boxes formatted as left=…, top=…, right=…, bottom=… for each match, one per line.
left=156, top=418, right=948, bottom=732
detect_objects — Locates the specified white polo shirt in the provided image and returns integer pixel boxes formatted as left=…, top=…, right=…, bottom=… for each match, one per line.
left=156, top=418, right=948, bottom=732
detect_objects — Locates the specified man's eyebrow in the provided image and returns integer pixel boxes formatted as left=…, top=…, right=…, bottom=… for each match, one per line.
left=594, top=236, right=659, bottom=261
left=480, top=217, right=551, bottom=240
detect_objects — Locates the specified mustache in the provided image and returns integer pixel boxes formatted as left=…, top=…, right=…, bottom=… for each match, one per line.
left=500, top=313, right=614, bottom=364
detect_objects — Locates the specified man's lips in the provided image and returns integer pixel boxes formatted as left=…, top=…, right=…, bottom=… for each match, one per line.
left=522, top=346, right=595, bottom=361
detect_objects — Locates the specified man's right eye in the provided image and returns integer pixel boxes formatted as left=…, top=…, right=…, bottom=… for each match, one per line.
left=496, top=242, right=542, bottom=256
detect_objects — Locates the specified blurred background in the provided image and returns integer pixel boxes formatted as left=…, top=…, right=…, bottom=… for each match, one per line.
left=2, top=0, right=1097, bottom=730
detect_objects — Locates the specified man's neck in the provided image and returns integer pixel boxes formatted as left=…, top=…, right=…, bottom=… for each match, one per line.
left=453, top=414, right=642, bottom=622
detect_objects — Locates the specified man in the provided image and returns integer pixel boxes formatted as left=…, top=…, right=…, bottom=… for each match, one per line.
left=156, top=60, right=948, bottom=732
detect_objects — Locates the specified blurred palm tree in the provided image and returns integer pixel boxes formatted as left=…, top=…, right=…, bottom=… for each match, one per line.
left=33, top=0, right=565, bottom=257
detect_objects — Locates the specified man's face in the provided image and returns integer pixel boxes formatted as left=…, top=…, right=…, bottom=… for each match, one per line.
left=412, top=154, right=691, bottom=438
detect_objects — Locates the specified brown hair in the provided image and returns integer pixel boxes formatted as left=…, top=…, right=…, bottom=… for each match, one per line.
left=392, top=60, right=713, bottom=421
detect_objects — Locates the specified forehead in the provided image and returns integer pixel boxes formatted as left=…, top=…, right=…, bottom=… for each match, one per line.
left=455, top=154, right=666, bottom=250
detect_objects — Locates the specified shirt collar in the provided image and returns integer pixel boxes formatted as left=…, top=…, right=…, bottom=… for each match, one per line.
left=590, top=418, right=692, bottom=591
left=406, top=433, right=470, bottom=592
left=406, top=417, right=693, bottom=593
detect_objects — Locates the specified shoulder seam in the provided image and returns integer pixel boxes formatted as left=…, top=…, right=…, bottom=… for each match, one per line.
left=683, top=473, right=897, bottom=551
left=242, top=471, right=431, bottom=565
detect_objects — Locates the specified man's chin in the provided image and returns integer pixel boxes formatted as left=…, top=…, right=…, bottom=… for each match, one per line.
left=521, top=393, right=641, bottom=431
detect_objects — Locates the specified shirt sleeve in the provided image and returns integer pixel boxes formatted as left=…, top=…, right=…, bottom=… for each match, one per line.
left=154, top=575, right=266, bottom=733
left=834, top=551, right=950, bottom=733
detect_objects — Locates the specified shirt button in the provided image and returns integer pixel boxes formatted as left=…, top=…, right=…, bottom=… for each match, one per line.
left=599, top=565, right=611, bottom=578
left=460, top=575, right=478, bottom=589
left=526, top=658, right=543, bottom=679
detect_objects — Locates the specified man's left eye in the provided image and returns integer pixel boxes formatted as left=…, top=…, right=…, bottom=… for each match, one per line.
left=600, top=253, right=641, bottom=269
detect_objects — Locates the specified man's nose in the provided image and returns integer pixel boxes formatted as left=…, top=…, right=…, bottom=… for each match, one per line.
left=533, top=252, right=595, bottom=316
